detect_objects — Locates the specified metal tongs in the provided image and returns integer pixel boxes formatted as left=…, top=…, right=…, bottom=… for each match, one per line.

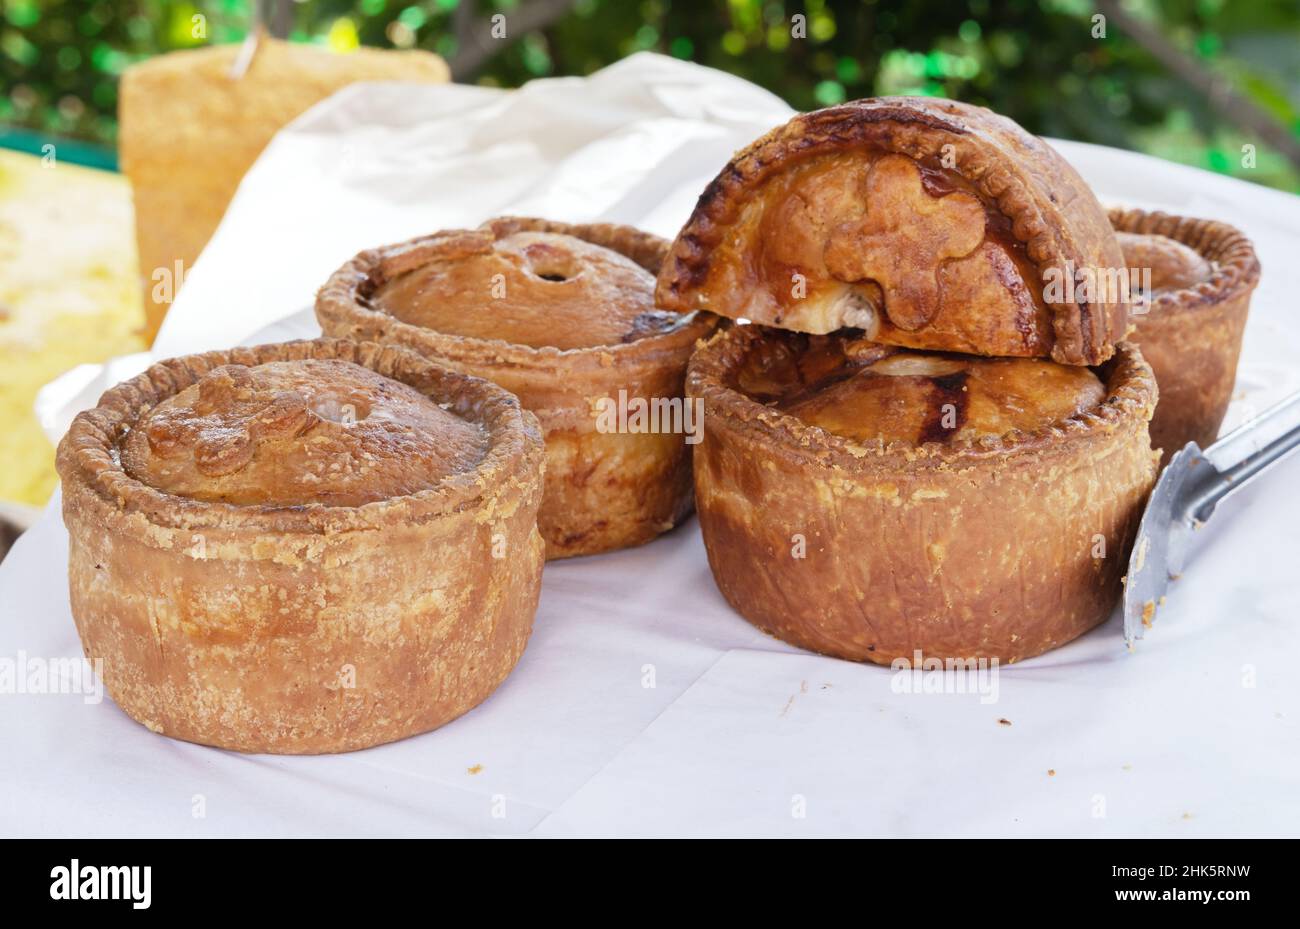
left=1123, top=390, right=1300, bottom=649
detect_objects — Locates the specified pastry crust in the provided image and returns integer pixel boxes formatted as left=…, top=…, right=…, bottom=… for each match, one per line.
left=316, top=217, right=719, bottom=559
left=687, top=326, right=1160, bottom=664
left=1111, top=208, right=1259, bottom=460
left=56, top=339, right=546, bottom=753
left=657, top=98, right=1129, bottom=366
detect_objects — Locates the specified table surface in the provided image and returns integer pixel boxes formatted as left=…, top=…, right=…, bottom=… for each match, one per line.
left=4, top=54, right=1299, bottom=838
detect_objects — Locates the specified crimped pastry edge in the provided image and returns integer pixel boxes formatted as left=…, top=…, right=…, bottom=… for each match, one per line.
left=1109, top=206, right=1261, bottom=315
left=55, top=338, right=545, bottom=537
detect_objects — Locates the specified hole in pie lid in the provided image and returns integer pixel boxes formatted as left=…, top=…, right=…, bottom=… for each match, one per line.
left=521, top=241, right=580, bottom=283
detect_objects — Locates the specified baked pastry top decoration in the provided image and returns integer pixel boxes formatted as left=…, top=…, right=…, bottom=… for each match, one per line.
left=821, top=155, right=988, bottom=331
left=122, top=359, right=488, bottom=506
left=657, top=98, right=1129, bottom=366
left=318, top=216, right=719, bottom=559
left=1111, top=208, right=1260, bottom=458
left=687, top=325, right=1160, bottom=664
left=57, top=339, right=546, bottom=753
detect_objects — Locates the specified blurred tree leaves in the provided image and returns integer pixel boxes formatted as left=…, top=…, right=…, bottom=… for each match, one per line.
left=2, top=0, right=1297, bottom=190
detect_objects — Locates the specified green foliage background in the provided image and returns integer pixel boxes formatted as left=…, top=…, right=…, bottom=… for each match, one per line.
left=3, top=0, right=1298, bottom=190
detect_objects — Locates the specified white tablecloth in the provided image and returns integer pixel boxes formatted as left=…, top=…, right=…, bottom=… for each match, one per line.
left=5, top=53, right=1299, bottom=837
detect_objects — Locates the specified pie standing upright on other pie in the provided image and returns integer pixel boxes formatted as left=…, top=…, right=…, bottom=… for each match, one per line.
left=56, top=339, right=546, bottom=753
left=663, top=98, right=1160, bottom=664
left=1111, top=207, right=1260, bottom=461
left=317, top=216, right=718, bottom=559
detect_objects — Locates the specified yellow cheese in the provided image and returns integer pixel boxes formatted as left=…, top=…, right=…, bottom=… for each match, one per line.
left=0, top=149, right=145, bottom=505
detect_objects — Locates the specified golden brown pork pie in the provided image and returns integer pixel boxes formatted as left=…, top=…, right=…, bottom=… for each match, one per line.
left=657, top=98, right=1131, bottom=366
left=317, top=216, right=718, bottom=559
left=687, top=326, right=1159, bottom=664
left=56, top=339, right=545, bottom=753
left=1112, top=208, right=1259, bottom=460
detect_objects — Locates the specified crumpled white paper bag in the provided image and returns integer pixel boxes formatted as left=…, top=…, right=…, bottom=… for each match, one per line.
left=153, top=52, right=794, bottom=359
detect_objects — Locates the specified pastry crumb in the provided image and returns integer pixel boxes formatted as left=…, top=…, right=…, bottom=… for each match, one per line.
left=1133, top=536, right=1149, bottom=572
left=997, top=718, right=1012, bottom=727
left=1141, top=600, right=1156, bottom=627
left=467, top=764, right=484, bottom=775
left=1047, top=769, right=1056, bottom=776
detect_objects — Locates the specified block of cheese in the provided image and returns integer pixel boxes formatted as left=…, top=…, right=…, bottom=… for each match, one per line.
left=0, top=150, right=144, bottom=506
left=119, top=39, right=449, bottom=342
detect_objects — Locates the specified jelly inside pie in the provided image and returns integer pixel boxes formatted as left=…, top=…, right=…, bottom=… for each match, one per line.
left=733, top=331, right=1104, bottom=445
left=123, top=359, right=489, bottom=506
left=368, top=229, right=684, bottom=350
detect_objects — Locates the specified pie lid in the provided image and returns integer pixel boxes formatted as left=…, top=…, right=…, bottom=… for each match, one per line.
left=1108, top=206, right=1261, bottom=317
left=316, top=216, right=715, bottom=374
left=657, top=97, right=1131, bottom=367
left=55, top=338, right=545, bottom=535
